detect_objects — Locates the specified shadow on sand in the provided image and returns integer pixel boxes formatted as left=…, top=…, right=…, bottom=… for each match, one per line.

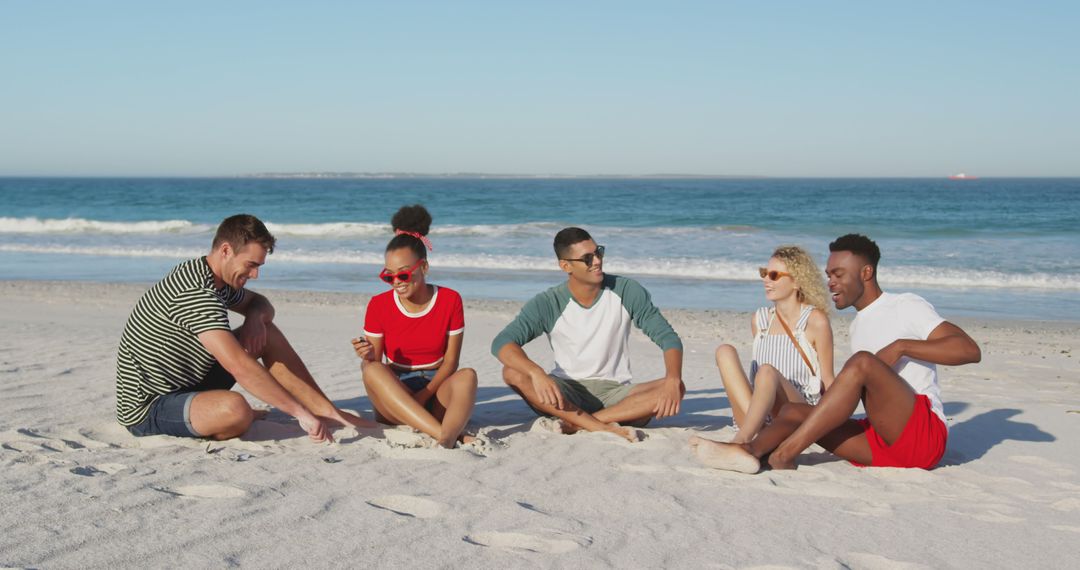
left=940, top=403, right=1055, bottom=466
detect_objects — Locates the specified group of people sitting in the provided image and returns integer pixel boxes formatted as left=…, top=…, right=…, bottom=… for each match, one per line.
left=115, top=206, right=980, bottom=473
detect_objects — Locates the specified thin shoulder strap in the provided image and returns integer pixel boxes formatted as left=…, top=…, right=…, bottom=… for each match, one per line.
left=775, top=309, right=816, bottom=376
left=795, top=305, right=813, bottom=330
left=758, top=307, right=774, bottom=333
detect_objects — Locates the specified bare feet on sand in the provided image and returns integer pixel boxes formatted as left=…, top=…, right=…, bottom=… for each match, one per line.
left=572, top=421, right=641, bottom=443
left=532, top=417, right=640, bottom=442
left=766, top=448, right=797, bottom=470
left=607, top=424, right=642, bottom=443
left=688, top=435, right=761, bottom=474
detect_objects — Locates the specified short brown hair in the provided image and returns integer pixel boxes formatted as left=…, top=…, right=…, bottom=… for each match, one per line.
left=212, top=214, right=276, bottom=254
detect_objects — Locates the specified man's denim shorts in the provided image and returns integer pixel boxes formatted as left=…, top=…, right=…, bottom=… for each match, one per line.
left=127, top=363, right=237, bottom=438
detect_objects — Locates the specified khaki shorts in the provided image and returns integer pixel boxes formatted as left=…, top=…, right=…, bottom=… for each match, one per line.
left=526, top=376, right=650, bottom=428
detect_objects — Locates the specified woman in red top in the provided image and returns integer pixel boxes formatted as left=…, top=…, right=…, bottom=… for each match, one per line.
left=352, top=205, right=478, bottom=448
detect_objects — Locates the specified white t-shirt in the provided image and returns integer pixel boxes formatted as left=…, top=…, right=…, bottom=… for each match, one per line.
left=849, top=292, right=947, bottom=425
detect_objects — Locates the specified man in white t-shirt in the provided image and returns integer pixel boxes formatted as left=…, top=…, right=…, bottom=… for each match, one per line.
left=692, top=234, right=980, bottom=472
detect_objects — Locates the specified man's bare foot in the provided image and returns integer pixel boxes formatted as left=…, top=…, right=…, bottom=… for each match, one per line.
left=766, top=447, right=798, bottom=470
left=531, top=416, right=573, bottom=434
left=689, top=435, right=761, bottom=474
left=605, top=424, right=641, bottom=443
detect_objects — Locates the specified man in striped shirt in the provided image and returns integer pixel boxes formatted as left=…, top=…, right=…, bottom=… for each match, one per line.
left=116, top=214, right=372, bottom=442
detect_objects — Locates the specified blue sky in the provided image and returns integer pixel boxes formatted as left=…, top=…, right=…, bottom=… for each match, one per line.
left=1, top=1, right=1077, bottom=177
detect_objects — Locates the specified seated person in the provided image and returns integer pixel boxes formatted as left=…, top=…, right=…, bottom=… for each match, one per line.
left=691, top=234, right=981, bottom=472
left=353, top=205, right=478, bottom=449
left=116, top=214, right=372, bottom=442
left=712, top=245, right=835, bottom=444
left=492, top=227, right=684, bottom=442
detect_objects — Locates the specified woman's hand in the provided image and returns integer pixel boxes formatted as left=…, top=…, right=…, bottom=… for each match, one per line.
left=352, top=337, right=374, bottom=360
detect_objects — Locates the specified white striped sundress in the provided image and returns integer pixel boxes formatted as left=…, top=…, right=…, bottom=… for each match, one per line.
left=749, top=305, right=822, bottom=405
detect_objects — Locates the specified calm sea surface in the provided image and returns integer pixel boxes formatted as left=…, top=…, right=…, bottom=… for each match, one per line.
left=1, top=177, right=1078, bottom=321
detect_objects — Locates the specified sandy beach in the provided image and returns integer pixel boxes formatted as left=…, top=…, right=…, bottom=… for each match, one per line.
left=1, top=279, right=1078, bottom=568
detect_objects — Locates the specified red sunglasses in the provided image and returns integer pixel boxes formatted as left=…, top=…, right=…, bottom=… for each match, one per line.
left=379, top=259, right=425, bottom=284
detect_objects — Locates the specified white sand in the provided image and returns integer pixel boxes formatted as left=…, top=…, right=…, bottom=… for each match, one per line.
left=1, top=280, right=1078, bottom=568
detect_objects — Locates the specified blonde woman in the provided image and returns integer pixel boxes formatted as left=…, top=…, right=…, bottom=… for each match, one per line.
left=700, top=246, right=834, bottom=444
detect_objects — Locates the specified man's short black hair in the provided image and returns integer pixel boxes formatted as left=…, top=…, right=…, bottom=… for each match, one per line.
left=829, top=233, right=880, bottom=271
left=553, top=227, right=593, bottom=259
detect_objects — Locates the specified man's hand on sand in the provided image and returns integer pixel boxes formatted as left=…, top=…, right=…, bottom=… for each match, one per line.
left=653, top=378, right=684, bottom=419
left=297, top=411, right=334, bottom=443
left=531, top=372, right=565, bottom=410
left=330, top=409, right=378, bottom=430
left=235, top=319, right=268, bottom=355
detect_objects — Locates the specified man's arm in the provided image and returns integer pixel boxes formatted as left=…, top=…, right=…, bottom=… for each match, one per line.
left=497, top=342, right=566, bottom=410
left=652, top=347, right=684, bottom=419
left=619, top=277, right=684, bottom=417
left=199, top=329, right=331, bottom=441
left=876, top=321, right=981, bottom=368
left=491, top=292, right=566, bottom=407
left=229, top=290, right=275, bottom=356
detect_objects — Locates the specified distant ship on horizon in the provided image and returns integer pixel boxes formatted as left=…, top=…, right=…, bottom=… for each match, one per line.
left=948, top=172, right=979, bottom=180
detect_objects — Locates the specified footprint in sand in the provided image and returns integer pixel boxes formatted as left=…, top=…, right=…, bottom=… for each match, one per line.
left=1008, top=455, right=1074, bottom=476
left=617, top=463, right=668, bottom=474
left=1051, top=497, right=1080, bottom=512
left=463, top=531, right=592, bottom=554
left=1049, top=525, right=1080, bottom=533
left=366, top=495, right=444, bottom=519
left=948, top=506, right=1026, bottom=524
left=2, top=437, right=84, bottom=453
left=673, top=465, right=749, bottom=480
left=159, top=484, right=247, bottom=498
left=69, top=463, right=131, bottom=477
left=841, top=501, right=895, bottom=518
left=841, top=553, right=931, bottom=569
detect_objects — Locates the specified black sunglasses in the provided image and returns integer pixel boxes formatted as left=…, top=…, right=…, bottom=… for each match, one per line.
left=561, top=245, right=605, bottom=266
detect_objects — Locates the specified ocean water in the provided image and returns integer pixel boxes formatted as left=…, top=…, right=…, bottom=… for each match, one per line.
left=1, top=177, right=1078, bottom=321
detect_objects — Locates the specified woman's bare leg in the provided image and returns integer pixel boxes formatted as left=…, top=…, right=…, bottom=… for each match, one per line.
left=361, top=362, right=443, bottom=439
left=430, top=368, right=478, bottom=448
left=715, top=344, right=752, bottom=430
left=732, top=364, right=782, bottom=444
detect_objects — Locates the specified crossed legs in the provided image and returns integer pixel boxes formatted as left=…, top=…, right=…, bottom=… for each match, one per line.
left=691, top=351, right=916, bottom=472
left=501, top=367, right=670, bottom=442
left=714, top=344, right=804, bottom=443
left=363, top=362, right=478, bottom=448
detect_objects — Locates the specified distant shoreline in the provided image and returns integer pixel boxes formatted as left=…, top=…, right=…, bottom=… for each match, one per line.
left=239, top=172, right=770, bottom=180
left=3, top=174, right=1079, bottom=180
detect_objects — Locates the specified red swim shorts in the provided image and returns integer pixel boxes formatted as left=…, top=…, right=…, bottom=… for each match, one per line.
left=852, top=394, right=947, bottom=469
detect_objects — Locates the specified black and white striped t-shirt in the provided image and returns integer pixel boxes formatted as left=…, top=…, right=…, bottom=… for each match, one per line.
left=115, top=257, right=245, bottom=426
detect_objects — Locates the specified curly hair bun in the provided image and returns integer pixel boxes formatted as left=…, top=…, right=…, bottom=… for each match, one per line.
left=391, top=204, right=432, bottom=236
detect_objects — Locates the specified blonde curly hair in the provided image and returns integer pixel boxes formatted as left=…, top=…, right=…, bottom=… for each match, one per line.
left=772, top=245, right=830, bottom=313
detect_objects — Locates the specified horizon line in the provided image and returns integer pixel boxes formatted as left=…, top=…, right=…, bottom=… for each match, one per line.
left=2, top=172, right=1078, bottom=180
